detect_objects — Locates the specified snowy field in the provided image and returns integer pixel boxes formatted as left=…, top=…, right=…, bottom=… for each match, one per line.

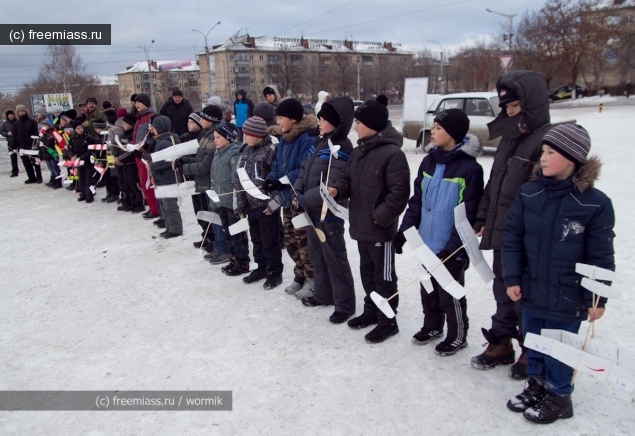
left=1, top=105, right=634, bottom=435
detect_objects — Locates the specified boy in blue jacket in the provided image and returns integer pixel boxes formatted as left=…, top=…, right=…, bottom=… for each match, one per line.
left=395, top=109, right=484, bottom=355
left=503, top=124, right=615, bottom=424
left=262, top=98, right=317, bottom=296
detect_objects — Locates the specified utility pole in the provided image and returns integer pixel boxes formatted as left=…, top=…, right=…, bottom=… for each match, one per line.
left=427, top=39, right=444, bottom=94
left=192, top=21, right=221, bottom=100
left=138, top=40, right=156, bottom=108
left=486, top=8, right=517, bottom=52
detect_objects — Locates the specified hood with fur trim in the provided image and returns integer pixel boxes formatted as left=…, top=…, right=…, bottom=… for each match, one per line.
left=281, top=114, right=318, bottom=142
left=531, top=155, right=601, bottom=193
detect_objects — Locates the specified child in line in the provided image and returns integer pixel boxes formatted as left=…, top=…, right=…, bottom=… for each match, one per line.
left=293, top=96, right=357, bottom=324
left=395, top=109, right=484, bottom=355
left=328, top=100, right=410, bottom=344
left=210, top=123, right=251, bottom=276
left=262, top=98, right=317, bottom=296
left=503, top=124, right=615, bottom=424
left=234, top=116, right=283, bottom=289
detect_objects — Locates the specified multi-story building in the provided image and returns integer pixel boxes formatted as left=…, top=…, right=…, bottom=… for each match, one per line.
left=116, top=60, right=202, bottom=111
left=197, top=31, right=412, bottom=105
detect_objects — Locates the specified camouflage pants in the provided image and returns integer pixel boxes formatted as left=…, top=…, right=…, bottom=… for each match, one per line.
left=283, top=207, right=314, bottom=280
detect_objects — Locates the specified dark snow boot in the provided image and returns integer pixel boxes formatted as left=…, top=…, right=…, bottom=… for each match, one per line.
left=365, top=322, right=399, bottom=344
left=243, top=268, right=267, bottom=284
left=470, top=328, right=515, bottom=370
left=347, top=313, right=378, bottom=330
left=412, top=328, right=444, bottom=345
left=523, top=391, right=573, bottom=424
left=510, top=343, right=529, bottom=380
left=262, top=272, right=283, bottom=290
left=507, top=377, right=545, bottom=413
left=435, top=338, right=468, bottom=356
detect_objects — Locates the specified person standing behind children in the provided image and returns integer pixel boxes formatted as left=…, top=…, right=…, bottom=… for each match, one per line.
left=395, top=109, right=484, bottom=355
left=210, top=123, right=251, bottom=277
left=132, top=93, right=159, bottom=219
left=328, top=100, right=410, bottom=343
left=147, top=115, right=183, bottom=238
left=503, top=124, right=615, bottom=424
left=471, top=70, right=552, bottom=378
left=293, top=97, right=357, bottom=324
left=262, top=98, right=317, bottom=296
left=233, top=89, right=255, bottom=142
left=234, top=116, right=283, bottom=289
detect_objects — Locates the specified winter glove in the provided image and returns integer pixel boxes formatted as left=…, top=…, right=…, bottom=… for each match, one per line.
left=291, top=196, right=302, bottom=210
left=173, top=157, right=184, bottom=168
left=262, top=178, right=284, bottom=193
left=393, top=231, right=406, bottom=255
left=437, top=250, right=450, bottom=261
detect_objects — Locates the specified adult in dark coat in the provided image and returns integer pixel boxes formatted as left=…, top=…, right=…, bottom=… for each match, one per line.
left=1, top=109, right=19, bottom=176
left=160, top=90, right=193, bottom=136
left=470, top=70, right=552, bottom=376
left=12, top=104, right=41, bottom=184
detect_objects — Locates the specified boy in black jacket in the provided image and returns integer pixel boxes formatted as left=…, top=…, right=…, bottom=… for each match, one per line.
left=395, top=109, right=484, bottom=355
left=329, top=101, right=410, bottom=343
left=68, top=120, right=96, bottom=202
left=293, top=97, right=357, bottom=324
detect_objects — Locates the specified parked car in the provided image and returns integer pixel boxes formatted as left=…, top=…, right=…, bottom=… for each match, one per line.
left=549, top=85, right=589, bottom=102
left=353, top=100, right=364, bottom=108
left=404, top=92, right=502, bottom=150
left=303, top=103, right=315, bottom=115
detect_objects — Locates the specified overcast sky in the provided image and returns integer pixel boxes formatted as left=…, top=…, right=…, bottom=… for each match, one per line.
left=0, top=0, right=547, bottom=94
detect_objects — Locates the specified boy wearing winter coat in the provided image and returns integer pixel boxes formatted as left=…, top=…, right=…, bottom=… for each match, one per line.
left=113, top=113, right=144, bottom=213
left=235, top=116, right=283, bottom=289
left=233, top=89, right=255, bottom=142
left=210, top=123, right=251, bottom=276
left=395, top=109, right=484, bottom=355
left=262, top=98, right=317, bottom=296
left=471, top=70, right=552, bottom=377
left=329, top=100, right=410, bottom=344
left=503, top=124, right=615, bottom=424
left=68, top=120, right=96, bottom=202
left=293, top=97, right=357, bottom=325
left=147, top=116, right=183, bottom=238
left=173, top=111, right=215, bottom=247
left=38, top=119, right=62, bottom=188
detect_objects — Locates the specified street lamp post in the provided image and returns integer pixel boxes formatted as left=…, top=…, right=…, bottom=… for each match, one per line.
left=192, top=21, right=221, bottom=101
left=138, top=40, right=156, bottom=108
left=486, top=8, right=517, bottom=52
left=427, top=39, right=444, bottom=94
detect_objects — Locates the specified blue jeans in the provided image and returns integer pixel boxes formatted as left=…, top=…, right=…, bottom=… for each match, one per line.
left=523, top=309, right=581, bottom=396
left=212, top=224, right=228, bottom=254
left=45, top=160, right=61, bottom=179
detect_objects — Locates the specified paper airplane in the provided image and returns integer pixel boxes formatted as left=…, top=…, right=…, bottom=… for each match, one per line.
left=404, top=226, right=465, bottom=300
left=206, top=189, right=221, bottom=203
left=526, top=330, right=635, bottom=393
left=327, top=139, right=340, bottom=158
left=454, top=202, right=495, bottom=284
left=291, top=212, right=312, bottom=229
left=370, top=291, right=395, bottom=319
left=196, top=211, right=222, bottom=225
left=150, top=139, right=199, bottom=162
left=319, top=180, right=349, bottom=220
left=19, top=149, right=38, bottom=156
left=154, top=183, right=196, bottom=198
left=88, top=144, right=109, bottom=151
left=237, top=167, right=270, bottom=200
left=279, top=175, right=291, bottom=185
left=229, top=218, right=250, bottom=235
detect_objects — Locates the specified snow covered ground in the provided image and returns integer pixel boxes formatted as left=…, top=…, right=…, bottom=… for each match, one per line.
left=1, top=105, right=633, bottom=435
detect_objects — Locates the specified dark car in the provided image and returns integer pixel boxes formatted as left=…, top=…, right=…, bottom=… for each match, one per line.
left=303, top=103, right=315, bottom=115
left=549, top=85, right=589, bottom=102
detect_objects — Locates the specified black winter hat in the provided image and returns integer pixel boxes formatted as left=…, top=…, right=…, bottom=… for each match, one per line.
left=214, top=123, right=238, bottom=142
left=354, top=100, right=389, bottom=132
left=86, top=97, right=98, bottom=104
left=254, top=102, right=276, bottom=127
left=201, top=105, right=223, bottom=123
left=275, top=98, right=304, bottom=122
left=130, top=94, right=137, bottom=102
left=263, top=86, right=276, bottom=97
left=135, top=93, right=151, bottom=107
left=72, top=119, right=84, bottom=130
left=102, top=101, right=113, bottom=109
left=122, top=113, right=137, bottom=127
left=151, top=115, right=171, bottom=134
left=61, top=109, right=77, bottom=120
left=434, top=108, right=470, bottom=143
left=5, top=109, right=15, bottom=117
left=376, top=94, right=388, bottom=106
left=172, top=89, right=183, bottom=97
left=317, top=103, right=341, bottom=128
left=497, top=86, right=519, bottom=107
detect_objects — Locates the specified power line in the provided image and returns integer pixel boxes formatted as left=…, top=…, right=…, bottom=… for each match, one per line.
left=277, top=0, right=360, bottom=35
left=290, top=0, right=378, bottom=35
left=304, top=0, right=476, bottom=36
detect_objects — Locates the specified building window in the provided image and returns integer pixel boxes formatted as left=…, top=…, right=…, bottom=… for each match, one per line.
left=251, top=79, right=255, bottom=85
left=259, top=55, right=264, bottom=61
left=261, top=78, right=265, bottom=84
left=230, top=55, right=234, bottom=61
left=249, top=55, right=253, bottom=60
left=231, top=79, right=236, bottom=85
left=136, top=84, right=140, bottom=89
left=135, top=75, right=140, bottom=80
left=230, top=67, right=234, bottom=73
left=251, top=67, right=255, bottom=72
